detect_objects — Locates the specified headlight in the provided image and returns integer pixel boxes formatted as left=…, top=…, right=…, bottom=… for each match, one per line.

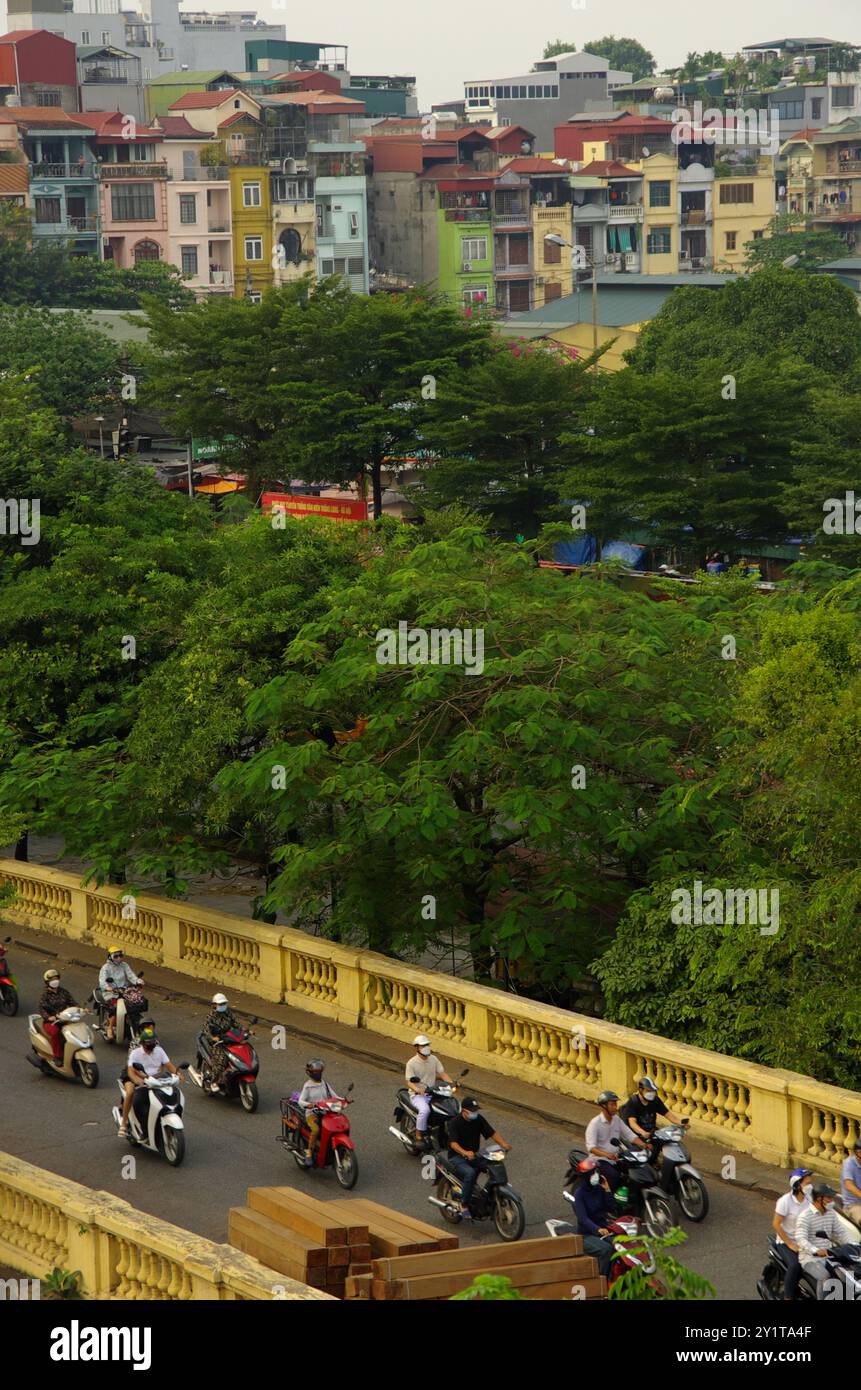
left=328, top=1103, right=343, bottom=1113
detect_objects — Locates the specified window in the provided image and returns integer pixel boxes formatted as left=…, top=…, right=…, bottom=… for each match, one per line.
left=248, top=291, right=262, bottom=304
left=528, top=85, right=536, bottom=98
left=34, top=196, right=62, bottom=223
left=544, top=281, right=562, bottom=301
left=461, top=236, right=487, bottom=262
left=244, top=235, right=263, bottom=260
left=111, top=184, right=155, bottom=220
left=133, top=239, right=160, bottom=263
left=753, top=229, right=765, bottom=239
left=543, top=238, right=561, bottom=264
left=349, top=211, right=359, bottom=236
left=649, top=180, right=671, bottom=207
left=33, top=91, right=61, bottom=106
left=646, top=227, right=671, bottom=254
left=180, top=245, right=198, bottom=275
left=811, top=98, right=823, bottom=120
left=242, top=182, right=261, bottom=208
left=719, top=183, right=754, bottom=204
left=101, top=30, right=110, bottom=43
left=772, top=100, right=803, bottom=119
left=179, top=193, right=197, bottom=224
left=81, top=29, right=90, bottom=43
left=833, top=86, right=856, bottom=108
left=463, top=285, right=488, bottom=304
left=503, top=85, right=511, bottom=98
left=348, top=256, right=364, bottom=275
left=725, top=231, right=737, bottom=250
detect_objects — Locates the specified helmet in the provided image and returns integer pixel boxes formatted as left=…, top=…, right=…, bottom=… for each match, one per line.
left=306, top=1059, right=324, bottom=1079
left=107, top=946, right=123, bottom=958
left=211, top=993, right=229, bottom=1006
left=413, top=1034, right=431, bottom=1048
left=43, top=968, right=60, bottom=983
left=789, top=1167, right=813, bottom=1190
left=638, top=1076, right=658, bottom=1093
left=853, top=1137, right=861, bottom=1153
left=139, top=1026, right=158, bottom=1050
left=812, top=1182, right=837, bottom=1200
left=597, top=1090, right=619, bottom=1106
left=577, top=1158, right=602, bottom=1187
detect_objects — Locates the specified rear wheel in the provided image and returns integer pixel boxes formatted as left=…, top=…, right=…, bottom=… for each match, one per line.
left=644, top=1194, right=673, bottom=1238
left=77, top=1060, right=99, bottom=1089
left=0, top=984, right=17, bottom=1017
left=678, top=1174, right=709, bottom=1222
left=438, top=1179, right=463, bottom=1225
left=163, top=1127, right=185, bottom=1167
left=333, top=1146, right=358, bottom=1190
left=493, top=1192, right=525, bottom=1242
left=239, top=1080, right=258, bottom=1113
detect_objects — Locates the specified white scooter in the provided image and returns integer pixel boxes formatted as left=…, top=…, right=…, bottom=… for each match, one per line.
left=112, top=1065, right=190, bottom=1167
left=27, top=1006, right=99, bottom=1087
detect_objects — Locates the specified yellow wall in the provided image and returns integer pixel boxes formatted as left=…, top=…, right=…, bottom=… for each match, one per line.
left=546, top=321, right=640, bottom=370
left=229, top=166, right=273, bottom=298
left=531, top=207, right=574, bottom=307
left=712, top=169, right=775, bottom=272
left=639, top=153, right=680, bottom=273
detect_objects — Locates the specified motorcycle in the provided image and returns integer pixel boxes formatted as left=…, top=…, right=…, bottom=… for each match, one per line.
left=546, top=1188, right=660, bottom=1290
left=648, top=1123, right=709, bottom=1222
left=758, top=1231, right=861, bottom=1301
left=390, top=1067, right=470, bottom=1155
left=91, top=974, right=149, bottom=1046
left=112, top=1066, right=190, bottom=1167
left=0, top=937, right=18, bottom=1017
left=279, top=1084, right=358, bottom=1189
left=26, top=1006, right=99, bottom=1087
left=567, top=1140, right=673, bottom=1238
left=429, top=1146, right=525, bottom=1241
left=189, top=1017, right=259, bottom=1112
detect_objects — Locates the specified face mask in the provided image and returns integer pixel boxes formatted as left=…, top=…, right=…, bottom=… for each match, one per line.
left=217, top=1004, right=228, bottom=1013
left=643, top=1092, right=656, bottom=1102
left=802, top=1183, right=813, bottom=1196
left=50, top=980, right=61, bottom=989
left=418, top=1046, right=431, bottom=1056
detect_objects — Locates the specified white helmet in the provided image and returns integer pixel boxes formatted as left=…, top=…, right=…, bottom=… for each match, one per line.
left=413, top=1034, right=431, bottom=1048
left=212, top=993, right=229, bottom=1006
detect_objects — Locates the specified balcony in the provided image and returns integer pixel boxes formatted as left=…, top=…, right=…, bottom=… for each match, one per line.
left=34, top=214, right=98, bottom=234
left=812, top=200, right=859, bottom=218
left=494, top=265, right=534, bottom=278
left=99, top=162, right=170, bottom=179
left=571, top=203, right=608, bottom=223
left=533, top=206, right=573, bottom=222
left=172, top=165, right=229, bottom=182
left=207, top=219, right=232, bottom=234
left=607, top=204, right=644, bottom=222
left=493, top=204, right=530, bottom=227
left=31, top=163, right=98, bottom=179
left=209, top=269, right=233, bottom=288
left=680, top=208, right=708, bottom=227
left=677, top=257, right=713, bottom=272
left=444, top=208, right=489, bottom=223
left=835, top=159, right=861, bottom=173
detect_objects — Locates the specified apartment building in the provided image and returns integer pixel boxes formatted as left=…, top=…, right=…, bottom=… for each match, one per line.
left=88, top=110, right=170, bottom=267
left=78, top=43, right=146, bottom=123
left=0, top=27, right=78, bottom=110
left=155, top=112, right=233, bottom=293
left=783, top=118, right=861, bottom=254
left=463, top=51, right=630, bottom=153
left=0, top=105, right=100, bottom=254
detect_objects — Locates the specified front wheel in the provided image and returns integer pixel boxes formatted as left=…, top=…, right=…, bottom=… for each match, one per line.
left=644, top=1194, right=674, bottom=1239
left=493, top=1191, right=525, bottom=1242
left=239, top=1080, right=259, bottom=1113
left=0, top=985, right=18, bottom=1017
left=77, top=1059, right=99, bottom=1089
left=678, top=1174, right=709, bottom=1222
left=333, top=1146, right=358, bottom=1190
left=163, top=1127, right=185, bottom=1167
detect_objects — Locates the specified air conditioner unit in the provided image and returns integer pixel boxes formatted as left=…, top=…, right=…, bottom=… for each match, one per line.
left=535, top=276, right=545, bottom=286
left=462, top=261, right=471, bottom=271
left=624, top=253, right=637, bottom=268
left=605, top=253, right=619, bottom=266
left=679, top=251, right=689, bottom=261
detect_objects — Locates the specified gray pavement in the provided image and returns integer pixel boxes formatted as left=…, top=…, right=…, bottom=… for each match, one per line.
left=0, top=927, right=789, bottom=1299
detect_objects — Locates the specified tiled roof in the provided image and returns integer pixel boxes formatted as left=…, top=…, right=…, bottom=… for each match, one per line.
left=503, top=156, right=571, bottom=173
left=170, top=89, right=244, bottom=110
left=0, top=107, right=96, bottom=131
left=84, top=110, right=162, bottom=138
left=577, top=159, right=641, bottom=177
left=0, top=164, right=28, bottom=194
left=153, top=115, right=210, bottom=138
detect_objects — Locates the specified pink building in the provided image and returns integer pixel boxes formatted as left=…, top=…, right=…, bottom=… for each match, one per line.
left=89, top=112, right=169, bottom=269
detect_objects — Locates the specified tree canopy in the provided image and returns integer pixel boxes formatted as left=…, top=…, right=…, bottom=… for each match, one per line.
left=542, top=35, right=656, bottom=80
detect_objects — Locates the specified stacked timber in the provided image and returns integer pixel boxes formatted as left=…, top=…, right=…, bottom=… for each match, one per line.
left=228, top=1187, right=372, bottom=1298
left=350, top=1234, right=607, bottom=1301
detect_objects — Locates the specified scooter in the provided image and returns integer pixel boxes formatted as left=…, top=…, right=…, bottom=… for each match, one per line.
left=568, top=1140, right=673, bottom=1238
left=429, top=1146, right=525, bottom=1241
left=0, top=937, right=18, bottom=1017
left=390, top=1068, right=470, bottom=1155
left=546, top=1189, right=660, bottom=1291
left=279, top=1085, right=358, bottom=1189
left=649, top=1123, right=709, bottom=1221
left=188, top=1017, right=259, bottom=1112
left=91, top=975, right=149, bottom=1046
left=758, top=1231, right=861, bottom=1300
left=26, top=1006, right=99, bottom=1087
left=112, top=1067, right=190, bottom=1167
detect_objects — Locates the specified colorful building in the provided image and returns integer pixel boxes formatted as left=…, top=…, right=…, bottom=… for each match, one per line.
left=0, top=28, right=79, bottom=112
left=155, top=113, right=233, bottom=294
left=783, top=118, right=861, bottom=255
left=0, top=106, right=100, bottom=256
left=87, top=111, right=170, bottom=268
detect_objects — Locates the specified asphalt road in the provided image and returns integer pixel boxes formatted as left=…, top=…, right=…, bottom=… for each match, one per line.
left=2, top=947, right=775, bottom=1299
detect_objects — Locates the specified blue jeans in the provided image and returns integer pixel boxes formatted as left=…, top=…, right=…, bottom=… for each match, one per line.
left=583, top=1233, right=614, bottom=1277
left=447, top=1153, right=482, bottom=1206
left=780, top=1246, right=801, bottom=1299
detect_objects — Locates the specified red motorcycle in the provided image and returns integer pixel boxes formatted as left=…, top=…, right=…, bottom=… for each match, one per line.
left=190, top=1017, right=259, bottom=1112
left=278, top=1084, right=358, bottom=1189
left=0, top=937, right=18, bottom=1017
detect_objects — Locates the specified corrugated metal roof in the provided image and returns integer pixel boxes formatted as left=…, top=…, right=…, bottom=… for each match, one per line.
left=147, top=69, right=238, bottom=85
left=502, top=275, right=733, bottom=330
left=171, top=89, right=250, bottom=110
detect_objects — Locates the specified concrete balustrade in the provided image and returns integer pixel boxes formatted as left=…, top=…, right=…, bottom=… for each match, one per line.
left=0, top=1152, right=331, bottom=1299
left=2, top=859, right=859, bottom=1176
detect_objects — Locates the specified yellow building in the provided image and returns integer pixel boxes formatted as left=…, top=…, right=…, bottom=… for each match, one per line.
left=221, top=114, right=273, bottom=300
left=783, top=120, right=861, bottom=257
left=712, top=162, right=776, bottom=272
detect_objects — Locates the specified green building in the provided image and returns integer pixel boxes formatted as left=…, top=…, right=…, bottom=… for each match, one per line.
left=144, top=70, right=240, bottom=121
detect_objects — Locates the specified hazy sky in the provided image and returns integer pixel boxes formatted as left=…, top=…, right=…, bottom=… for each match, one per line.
left=255, top=0, right=861, bottom=108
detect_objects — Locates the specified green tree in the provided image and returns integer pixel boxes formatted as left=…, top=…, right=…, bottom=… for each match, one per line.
left=542, top=35, right=655, bottom=80
left=0, top=306, right=125, bottom=420
left=609, top=1228, right=716, bottom=1300
left=626, top=266, right=861, bottom=381
left=449, top=1274, right=526, bottom=1300
left=743, top=214, right=846, bottom=272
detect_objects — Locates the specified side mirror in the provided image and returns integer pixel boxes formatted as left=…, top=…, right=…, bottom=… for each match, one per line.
left=3, top=936, right=10, bottom=943
left=460, top=1068, right=470, bottom=1078
left=347, top=1082, right=354, bottom=1093
left=178, top=1061, right=191, bottom=1070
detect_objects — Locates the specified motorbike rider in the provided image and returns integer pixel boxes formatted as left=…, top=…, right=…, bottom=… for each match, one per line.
left=445, top=1098, right=512, bottom=1219
left=572, top=1158, right=618, bottom=1278
left=39, top=968, right=77, bottom=1060
left=621, top=1077, right=685, bottom=1149
left=405, top=1033, right=455, bottom=1145
left=772, top=1167, right=814, bottom=1300
left=585, top=1090, right=645, bottom=1191
left=98, top=946, right=141, bottom=1042
left=118, top=1025, right=182, bottom=1137
left=203, top=992, right=240, bottom=1093
left=839, top=1137, right=861, bottom=1230
left=297, top=1060, right=338, bottom=1166
left=796, top=1182, right=860, bottom=1296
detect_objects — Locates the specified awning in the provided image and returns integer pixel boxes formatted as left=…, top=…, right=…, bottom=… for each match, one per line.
left=194, top=479, right=245, bottom=495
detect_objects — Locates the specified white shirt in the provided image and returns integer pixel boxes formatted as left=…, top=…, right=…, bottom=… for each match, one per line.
left=585, top=1112, right=638, bottom=1157
left=774, top=1190, right=811, bottom=1244
left=406, top=1053, right=446, bottom=1090
left=796, top=1204, right=857, bottom=1265
left=128, top=1045, right=170, bottom=1077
